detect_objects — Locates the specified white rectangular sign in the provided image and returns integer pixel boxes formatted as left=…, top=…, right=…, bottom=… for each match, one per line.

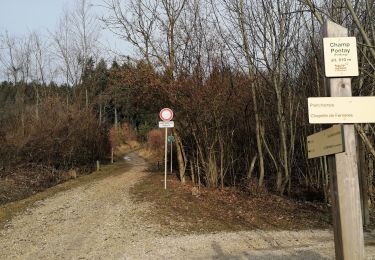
left=159, top=121, right=174, bottom=128
left=308, top=97, right=375, bottom=124
left=323, top=37, right=358, bottom=77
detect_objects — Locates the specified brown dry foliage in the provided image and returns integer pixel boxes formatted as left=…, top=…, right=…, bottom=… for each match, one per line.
left=146, top=129, right=165, bottom=151
left=0, top=97, right=109, bottom=170
left=109, top=122, right=137, bottom=148
left=131, top=173, right=330, bottom=233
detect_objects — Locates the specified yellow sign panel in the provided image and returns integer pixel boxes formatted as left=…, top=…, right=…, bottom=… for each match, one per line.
left=307, top=125, right=345, bottom=159
left=308, top=97, right=375, bottom=124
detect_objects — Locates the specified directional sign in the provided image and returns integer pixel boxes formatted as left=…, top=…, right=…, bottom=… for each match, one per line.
left=323, top=37, right=358, bottom=77
left=159, top=108, right=173, bottom=122
left=159, top=121, right=174, bottom=128
left=308, top=97, right=375, bottom=124
left=307, top=125, right=345, bottom=159
left=167, top=135, right=175, bottom=143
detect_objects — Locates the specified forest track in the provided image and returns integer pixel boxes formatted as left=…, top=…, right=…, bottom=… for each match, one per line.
left=1, top=152, right=375, bottom=259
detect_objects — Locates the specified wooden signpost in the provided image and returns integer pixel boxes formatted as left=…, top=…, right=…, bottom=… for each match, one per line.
left=308, top=21, right=364, bottom=260
left=159, top=108, right=174, bottom=190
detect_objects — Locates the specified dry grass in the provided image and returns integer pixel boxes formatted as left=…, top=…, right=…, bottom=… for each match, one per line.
left=137, top=147, right=162, bottom=160
left=137, top=147, right=164, bottom=172
left=114, top=141, right=141, bottom=156
left=130, top=173, right=331, bottom=234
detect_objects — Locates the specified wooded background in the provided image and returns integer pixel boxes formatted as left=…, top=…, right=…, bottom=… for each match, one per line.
left=0, top=0, right=374, bottom=222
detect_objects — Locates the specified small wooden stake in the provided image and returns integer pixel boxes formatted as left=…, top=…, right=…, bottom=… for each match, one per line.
left=111, top=147, right=114, bottom=164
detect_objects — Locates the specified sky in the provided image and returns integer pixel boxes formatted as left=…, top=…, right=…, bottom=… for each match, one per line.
left=0, top=0, right=72, bottom=35
left=0, top=0, right=130, bottom=56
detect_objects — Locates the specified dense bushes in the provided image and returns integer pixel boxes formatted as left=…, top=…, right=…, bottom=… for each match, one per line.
left=146, top=129, right=165, bottom=151
left=109, top=123, right=137, bottom=148
left=0, top=97, right=110, bottom=170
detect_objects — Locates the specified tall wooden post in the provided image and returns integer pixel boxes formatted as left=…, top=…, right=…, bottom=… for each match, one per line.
left=322, top=21, right=364, bottom=259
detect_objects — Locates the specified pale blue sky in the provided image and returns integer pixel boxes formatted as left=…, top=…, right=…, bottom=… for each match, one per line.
left=0, top=0, right=130, bottom=56
left=0, top=0, right=72, bottom=35
left=0, top=0, right=133, bottom=83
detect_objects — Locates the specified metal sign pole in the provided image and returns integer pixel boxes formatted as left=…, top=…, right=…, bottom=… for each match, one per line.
left=164, top=128, right=168, bottom=190
left=170, top=137, right=173, bottom=174
left=159, top=107, right=174, bottom=190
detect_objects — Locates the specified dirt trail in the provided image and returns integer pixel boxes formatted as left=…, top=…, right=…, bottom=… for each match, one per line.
left=1, top=152, right=375, bottom=259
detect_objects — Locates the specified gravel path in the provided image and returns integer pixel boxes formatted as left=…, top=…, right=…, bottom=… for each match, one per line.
left=1, top=152, right=375, bottom=259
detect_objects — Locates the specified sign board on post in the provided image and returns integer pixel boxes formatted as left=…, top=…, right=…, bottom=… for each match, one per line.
left=159, top=108, right=174, bottom=190
left=159, top=121, right=174, bottom=128
left=167, top=135, right=175, bottom=143
left=308, top=97, right=375, bottom=124
left=307, top=125, right=345, bottom=159
left=323, top=37, right=358, bottom=77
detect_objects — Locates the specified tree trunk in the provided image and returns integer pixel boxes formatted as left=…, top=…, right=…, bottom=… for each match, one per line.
left=369, top=154, right=374, bottom=206
left=219, top=136, right=225, bottom=189
left=99, top=103, right=102, bottom=125
left=35, top=85, right=39, bottom=120
left=238, top=0, right=265, bottom=187
left=252, top=83, right=265, bottom=187
left=190, top=160, right=195, bottom=184
left=275, top=86, right=289, bottom=194
left=114, top=107, right=118, bottom=129
left=85, top=88, right=88, bottom=108
left=174, top=129, right=186, bottom=184
left=357, top=130, right=370, bottom=226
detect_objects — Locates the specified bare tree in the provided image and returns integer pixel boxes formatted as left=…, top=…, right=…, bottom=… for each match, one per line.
left=103, top=0, right=189, bottom=182
left=52, top=8, right=79, bottom=86
left=0, top=32, right=22, bottom=84
left=30, top=32, right=48, bottom=85
left=52, top=0, right=101, bottom=88
left=211, top=0, right=265, bottom=187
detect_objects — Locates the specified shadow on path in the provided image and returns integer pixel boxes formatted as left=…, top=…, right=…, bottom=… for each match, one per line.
left=211, top=241, right=330, bottom=260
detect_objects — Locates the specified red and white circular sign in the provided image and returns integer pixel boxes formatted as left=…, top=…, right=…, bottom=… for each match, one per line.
left=159, top=108, right=173, bottom=122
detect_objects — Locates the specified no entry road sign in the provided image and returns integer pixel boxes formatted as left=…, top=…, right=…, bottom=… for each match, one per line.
left=159, top=108, right=173, bottom=122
